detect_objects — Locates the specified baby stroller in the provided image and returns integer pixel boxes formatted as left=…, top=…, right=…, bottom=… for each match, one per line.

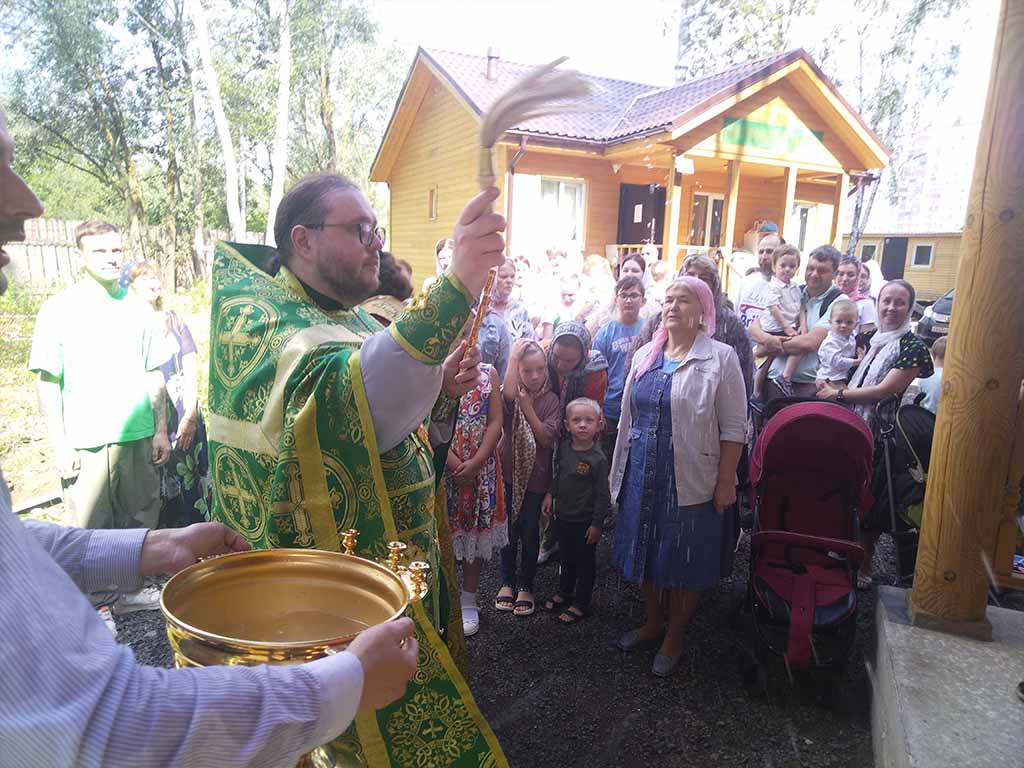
left=747, top=401, right=874, bottom=675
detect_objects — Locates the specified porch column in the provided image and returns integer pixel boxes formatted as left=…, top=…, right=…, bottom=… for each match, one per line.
left=721, top=160, right=742, bottom=295
left=780, top=165, right=798, bottom=242
left=830, top=171, right=849, bottom=249
left=663, top=161, right=682, bottom=271
left=908, top=0, right=1024, bottom=639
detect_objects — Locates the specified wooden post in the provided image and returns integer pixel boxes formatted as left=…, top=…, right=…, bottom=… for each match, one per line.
left=830, top=171, right=849, bottom=248
left=908, top=0, right=1024, bottom=638
left=663, top=162, right=682, bottom=271
left=503, top=148, right=515, bottom=257
left=721, top=160, right=742, bottom=295
left=780, top=165, right=799, bottom=242
left=722, top=160, right=741, bottom=255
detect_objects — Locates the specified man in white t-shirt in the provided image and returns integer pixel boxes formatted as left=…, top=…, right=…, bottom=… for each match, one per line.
left=737, top=233, right=781, bottom=332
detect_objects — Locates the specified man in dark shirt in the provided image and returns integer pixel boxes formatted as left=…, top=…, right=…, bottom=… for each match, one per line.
left=542, top=397, right=611, bottom=623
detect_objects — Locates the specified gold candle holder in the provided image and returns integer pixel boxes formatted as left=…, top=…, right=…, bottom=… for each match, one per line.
left=341, top=528, right=359, bottom=556
left=386, top=540, right=407, bottom=572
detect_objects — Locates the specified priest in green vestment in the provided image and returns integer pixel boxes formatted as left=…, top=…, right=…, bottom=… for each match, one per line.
left=207, top=175, right=508, bottom=768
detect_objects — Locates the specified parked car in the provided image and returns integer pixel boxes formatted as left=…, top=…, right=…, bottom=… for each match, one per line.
left=917, top=288, right=954, bottom=346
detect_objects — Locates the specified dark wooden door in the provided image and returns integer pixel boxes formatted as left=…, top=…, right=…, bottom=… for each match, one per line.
left=617, top=183, right=665, bottom=245
left=881, top=237, right=908, bottom=280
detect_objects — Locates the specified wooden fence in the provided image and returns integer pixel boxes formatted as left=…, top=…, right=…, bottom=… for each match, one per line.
left=5, top=219, right=83, bottom=291
left=5, top=218, right=264, bottom=294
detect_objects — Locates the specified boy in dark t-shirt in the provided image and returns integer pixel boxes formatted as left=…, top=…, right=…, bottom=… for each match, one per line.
left=541, top=397, right=611, bottom=623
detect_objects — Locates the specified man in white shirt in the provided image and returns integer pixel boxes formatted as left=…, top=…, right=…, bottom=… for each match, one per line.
left=748, top=245, right=842, bottom=399
left=737, top=233, right=782, bottom=332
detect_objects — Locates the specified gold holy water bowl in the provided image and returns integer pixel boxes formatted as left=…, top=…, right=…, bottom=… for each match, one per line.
left=161, top=529, right=429, bottom=668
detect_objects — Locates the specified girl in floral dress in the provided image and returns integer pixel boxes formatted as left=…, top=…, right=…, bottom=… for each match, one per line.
left=445, top=343, right=506, bottom=637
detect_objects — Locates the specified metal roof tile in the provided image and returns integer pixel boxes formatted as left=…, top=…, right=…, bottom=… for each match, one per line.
left=422, top=48, right=795, bottom=142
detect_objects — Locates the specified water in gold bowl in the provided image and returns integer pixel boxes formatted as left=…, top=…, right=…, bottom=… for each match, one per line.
left=161, top=545, right=426, bottom=668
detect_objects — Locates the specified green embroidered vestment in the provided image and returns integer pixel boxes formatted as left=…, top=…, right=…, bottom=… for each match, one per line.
left=207, top=242, right=506, bottom=768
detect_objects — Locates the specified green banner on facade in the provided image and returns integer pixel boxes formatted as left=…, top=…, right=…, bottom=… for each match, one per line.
left=721, top=116, right=825, bottom=155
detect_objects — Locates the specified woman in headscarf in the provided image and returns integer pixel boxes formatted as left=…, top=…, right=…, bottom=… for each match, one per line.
left=681, top=253, right=754, bottom=399
left=817, top=279, right=933, bottom=589
left=547, top=320, right=609, bottom=415
left=609, top=277, right=747, bottom=677
left=626, top=255, right=753, bottom=399
left=835, top=255, right=878, bottom=337
left=490, top=258, right=537, bottom=343
left=537, top=321, right=609, bottom=562
left=128, top=262, right=210, bottom=526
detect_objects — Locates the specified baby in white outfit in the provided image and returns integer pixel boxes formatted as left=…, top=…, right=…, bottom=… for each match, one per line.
left=815, top=298, right=863, bottom=389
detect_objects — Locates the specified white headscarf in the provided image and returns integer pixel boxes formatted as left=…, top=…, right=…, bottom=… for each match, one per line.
left=847, top=318, right=912, bottom=423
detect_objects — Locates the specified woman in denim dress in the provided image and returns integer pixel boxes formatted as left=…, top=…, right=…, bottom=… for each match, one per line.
left=609, top=277, right=747, bottom=677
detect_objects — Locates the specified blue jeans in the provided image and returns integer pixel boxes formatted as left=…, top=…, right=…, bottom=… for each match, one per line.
left=500, top=485, right=543, bottom=592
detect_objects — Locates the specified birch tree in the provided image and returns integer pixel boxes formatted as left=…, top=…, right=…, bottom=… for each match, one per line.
left=264, top=0, right=291, bottom=246
left=188, top=0, right=244, bottom=240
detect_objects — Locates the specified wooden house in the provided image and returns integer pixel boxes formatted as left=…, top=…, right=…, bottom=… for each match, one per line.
left=841, top=231, right=962, bottom=302
left=370, top=47, right=890, bottom=292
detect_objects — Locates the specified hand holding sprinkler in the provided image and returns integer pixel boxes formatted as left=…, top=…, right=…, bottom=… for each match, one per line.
left=463, top=57, right=591, bottom=348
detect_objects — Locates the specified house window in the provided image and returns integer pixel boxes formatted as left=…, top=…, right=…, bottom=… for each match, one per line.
left=540, top=178, right=585, bottom=246
left=690, top=193, right=724, bottom=247
left=860, top=243, right=877, bottom=261
left=912, top=243, right=934, bottom=268
left=428, top=186, right=438, bottom=221
left=791, top=203, right=816, bottom=252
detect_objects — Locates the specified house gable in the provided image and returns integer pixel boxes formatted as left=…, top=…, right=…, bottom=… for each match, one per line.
left=682, top=85, right=856, bottom=172
left=666, top=58, right=886, bottom=172
left=387, top=76, right=503, bottom=281
left=370, top=54, right=479, bottom=183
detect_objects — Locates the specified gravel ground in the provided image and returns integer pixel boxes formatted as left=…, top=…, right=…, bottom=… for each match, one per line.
left=117, top=528, right=1024, bottom=768
left=119, top=531, right=903, bottom=768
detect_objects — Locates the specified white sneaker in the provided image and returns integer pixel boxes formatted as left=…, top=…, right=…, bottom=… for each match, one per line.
left=461, top=606, right=480, bottom=637
left=96, top=605, right=117, bottom=637
left=111, top=585, right=162, bottom=615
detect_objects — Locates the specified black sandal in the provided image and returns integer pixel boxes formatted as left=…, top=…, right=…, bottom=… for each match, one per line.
left=558, top=606, right=589, bottom=624
left=513, top=599, right=535, bottom=617
left=543, top=594, right=571, bottom=613
left=494, top=588, right=516, bottom=612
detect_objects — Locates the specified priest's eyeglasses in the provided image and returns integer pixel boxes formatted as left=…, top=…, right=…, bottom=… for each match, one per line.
left=316, top=220, right=386, bottom=246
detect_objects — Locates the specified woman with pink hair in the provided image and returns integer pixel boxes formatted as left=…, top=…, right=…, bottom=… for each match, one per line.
left=608, top=277, right=747, bottom=677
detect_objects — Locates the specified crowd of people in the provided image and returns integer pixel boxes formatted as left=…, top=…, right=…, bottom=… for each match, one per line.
left=0, top=91, right=948, bottom=764
left=423, top=225, right=941, bottom=655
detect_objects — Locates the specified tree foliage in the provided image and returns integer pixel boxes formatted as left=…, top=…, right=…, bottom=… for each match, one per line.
left=675, top=0, right=817, bottom=81
left=0, top=0, right=404, bottom=286
left=674, top=0, right=965, bottom=251
left=3, top=0, right=154, bottom=241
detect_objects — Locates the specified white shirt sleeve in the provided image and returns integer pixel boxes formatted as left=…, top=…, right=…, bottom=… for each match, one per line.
left=1, top=502, right=362, bottom=768
left=764, top=281, right=783, bottom=307
left=359, top=331, right=444, bottom=454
